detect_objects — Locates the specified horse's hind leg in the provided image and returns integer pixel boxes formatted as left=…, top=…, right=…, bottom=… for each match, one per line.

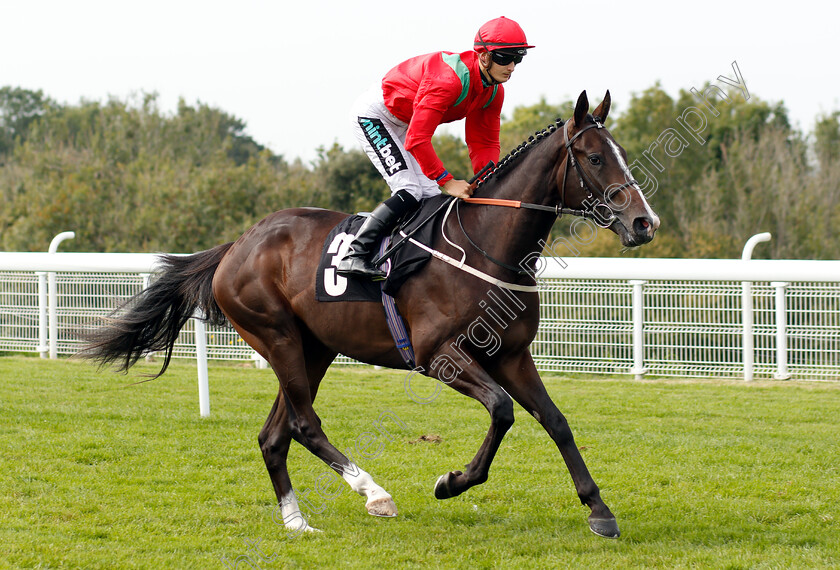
left=260, top=388, right=318, bottom=534
left=240, top=320, right=398, bottom=527
left=260, top=332, right=340, bottom=534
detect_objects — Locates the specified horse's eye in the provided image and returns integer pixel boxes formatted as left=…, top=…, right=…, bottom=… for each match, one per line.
left=588, top=155, right=601, bottom=166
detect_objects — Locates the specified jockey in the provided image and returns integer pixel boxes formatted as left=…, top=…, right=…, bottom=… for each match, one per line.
left=337, top=16, right=534, bottom=281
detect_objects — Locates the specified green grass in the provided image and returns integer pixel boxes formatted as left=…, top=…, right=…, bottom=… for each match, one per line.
left=1, top=355, right=838, bottom=569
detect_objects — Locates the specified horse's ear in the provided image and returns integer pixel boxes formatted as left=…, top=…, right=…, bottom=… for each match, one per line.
left=574, top=90, right=589, bottom=127
left=593, top=90, right=611, bottom=123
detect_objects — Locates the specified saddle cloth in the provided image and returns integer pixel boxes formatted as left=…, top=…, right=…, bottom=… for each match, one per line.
left=314, top=195, right=447, bottom=302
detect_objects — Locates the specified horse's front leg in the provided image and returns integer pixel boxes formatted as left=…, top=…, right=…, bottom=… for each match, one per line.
left=495, top=351, right=620, bottom=538
left=421, top=342, right=516, bottom=500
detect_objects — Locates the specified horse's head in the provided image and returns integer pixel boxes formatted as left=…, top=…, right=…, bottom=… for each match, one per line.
left=558, top=90, right=660, bottom=247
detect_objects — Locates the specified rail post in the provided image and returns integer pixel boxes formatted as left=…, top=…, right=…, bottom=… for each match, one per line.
left=37, top=272, right=48, bottom=358
left=741, top=232, right=771, bottom=381
left=772, top=281, right=791, bottom=380
left=194, top=315, right=210, bottom=417
left=47, top=232, right=75, bottom=359
left=629, top=280, right=647, bottom=380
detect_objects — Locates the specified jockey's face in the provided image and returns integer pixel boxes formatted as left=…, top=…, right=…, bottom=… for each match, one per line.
left=479, top=52, right=516, bottom=84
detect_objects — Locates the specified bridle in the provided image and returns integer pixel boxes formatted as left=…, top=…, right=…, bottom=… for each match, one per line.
left=559, top=118, right=620, bottom=228
left=455, top=116, right=640, bottom=276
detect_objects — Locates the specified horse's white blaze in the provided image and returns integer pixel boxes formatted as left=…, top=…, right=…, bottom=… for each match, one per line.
left=606, top=138, right=658, bottom=223
left=606, top=138, right=632, bottom=178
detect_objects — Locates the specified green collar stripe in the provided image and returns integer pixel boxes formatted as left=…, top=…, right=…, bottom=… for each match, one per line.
left=483, top=85, right=498, bottom=108
left=442, top=53, right=470, bottom=106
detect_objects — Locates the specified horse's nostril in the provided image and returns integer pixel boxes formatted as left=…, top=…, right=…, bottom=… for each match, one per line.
left=634, top=217, right=653, bottom=235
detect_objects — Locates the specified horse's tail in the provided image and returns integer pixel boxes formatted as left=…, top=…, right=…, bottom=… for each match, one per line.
left=80, top=242, right=234, bottom=377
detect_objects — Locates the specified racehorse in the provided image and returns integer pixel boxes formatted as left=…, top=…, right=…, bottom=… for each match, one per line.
left=82, top=91, right=659, bottom=539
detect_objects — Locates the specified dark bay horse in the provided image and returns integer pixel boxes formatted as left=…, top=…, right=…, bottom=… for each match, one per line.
left=82, top=91, right=659, bottom=538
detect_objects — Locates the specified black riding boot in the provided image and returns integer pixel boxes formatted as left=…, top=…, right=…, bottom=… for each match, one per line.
left=336, top=190, right=418, bottom=281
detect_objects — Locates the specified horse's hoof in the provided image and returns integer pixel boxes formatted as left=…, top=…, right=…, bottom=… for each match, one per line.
left=434, top=471, right=462, bottom=500
left=366, top=497, right=398, bottom=517
left=301, top=525, right=322, bottom=533
left=588, top=516, right=620, bottom=538
left=284, top=520, right=321, bottom=536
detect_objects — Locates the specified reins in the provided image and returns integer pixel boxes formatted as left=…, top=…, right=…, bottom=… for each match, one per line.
left=461, top=195, right=613, bottom=223
left=455, top=198, right=533, bottom=277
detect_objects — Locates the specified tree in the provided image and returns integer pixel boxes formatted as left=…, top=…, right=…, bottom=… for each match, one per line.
left=430, top=133, right=472, bottom=180
left=0, top=86, right=56, bottom=157
left=605, top=83, right=800, bottom=258
left=312, top=143, right=388, bottom=214
left=0, top=93, right=291, bottom=252
left=500, top=97, right=571, bottom=154
left=2, top=84, right=837, bottom=259
left=170, top=97, right=267, bottom=167
left=813, top=111, right=840, bottom=169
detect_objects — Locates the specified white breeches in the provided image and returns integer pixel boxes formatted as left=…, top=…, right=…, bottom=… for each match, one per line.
left=350, top=85, right=442, bottom=202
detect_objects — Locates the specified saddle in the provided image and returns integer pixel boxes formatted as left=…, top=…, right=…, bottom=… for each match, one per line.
left=315, top=194, right=449, bottom=303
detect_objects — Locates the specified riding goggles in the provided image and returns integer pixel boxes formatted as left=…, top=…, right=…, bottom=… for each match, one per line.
left=490, top=49, right=525, bottom=66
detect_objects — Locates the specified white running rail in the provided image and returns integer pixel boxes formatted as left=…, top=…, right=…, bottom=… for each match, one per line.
left=2, top=233, right=839, bottom=415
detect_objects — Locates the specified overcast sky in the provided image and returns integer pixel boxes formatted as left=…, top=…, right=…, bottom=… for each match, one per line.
left=4, top=0, right=837, bottom=163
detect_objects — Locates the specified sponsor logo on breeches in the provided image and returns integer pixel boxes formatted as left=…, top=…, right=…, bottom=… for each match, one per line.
left=359, top=117, right=408, bottom=176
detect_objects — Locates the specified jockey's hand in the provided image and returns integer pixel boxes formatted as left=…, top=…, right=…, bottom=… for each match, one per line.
left=442, top=179, right=474, bottom=199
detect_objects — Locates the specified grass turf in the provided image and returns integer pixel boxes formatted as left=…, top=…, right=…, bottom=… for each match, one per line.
left=0, top=355, right=838, bottom=569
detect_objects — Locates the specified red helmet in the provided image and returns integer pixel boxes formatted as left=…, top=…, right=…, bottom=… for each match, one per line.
left=473, top=17, right=535, bottom=53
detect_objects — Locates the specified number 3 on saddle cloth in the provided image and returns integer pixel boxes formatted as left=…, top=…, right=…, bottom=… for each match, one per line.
left=315, top=195, right=448, bottom=368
